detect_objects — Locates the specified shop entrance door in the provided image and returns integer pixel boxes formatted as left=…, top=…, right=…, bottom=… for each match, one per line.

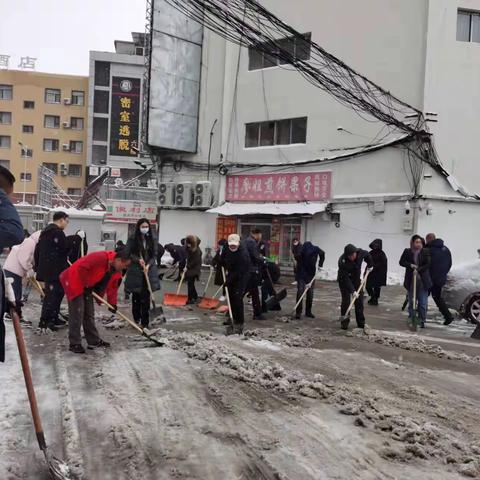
left=280, top=222, right=302, bottom=266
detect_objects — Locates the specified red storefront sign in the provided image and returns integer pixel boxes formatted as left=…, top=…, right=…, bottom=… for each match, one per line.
left=226, top=172, right=331, bottom=202
left=216, top=217, right=237, bottom=243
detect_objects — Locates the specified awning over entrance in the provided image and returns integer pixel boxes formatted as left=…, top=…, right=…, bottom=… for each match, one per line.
left=207, top=202, right=327, bottom=216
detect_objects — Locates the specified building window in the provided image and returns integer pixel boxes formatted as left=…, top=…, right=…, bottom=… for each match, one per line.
left=457, top=10, right=480, bottom=42
left=94, top=90, right=109, bottom=114
left=92, top=144, right=107, bottom=165
left=22, top=125, right=34, bottom=133
left=45, top=88, right=61, bottom=104
left=0, top=85, right=12, bottom=100
left=0, top=136, right=11, bottom=149
left=69, top=140, right=83, bottom=153
left=44, top=115, right=60, bottom=128
left=0, top=112, right=11, bottom=124
left=23, top=100, right=35, bottom=109
left=70, top=117, right=84, bottom=130
left=43, top=139, right=59, bottom=152
left=68, top=164, right=82, bottom=177
left=245, top=117, right=307, bottom=148
left=20, top=147, right=33, bottom=157
left=0, top=160, right=10, bottom=169
left=67, top=188, right=82, bottom=196
left=71, top=90, right=85, bottom=106
left=42, top=162, right=58, bottom=174
left=20, top=172, right=32, bottom=182
left=248, top=33, right=311, bottom=71
left=94, top=61, right=110, bottom=87
left=93, top=117, right=108, bottom=141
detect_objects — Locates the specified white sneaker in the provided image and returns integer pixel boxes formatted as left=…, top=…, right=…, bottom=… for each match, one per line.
left=219, top=296, right=226, bottom=302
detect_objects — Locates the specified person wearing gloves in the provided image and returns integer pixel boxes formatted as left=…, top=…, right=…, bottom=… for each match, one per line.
left=399, top=235, right=432, bottom=328
left=125, top=218, right=160, bottom=328
left=220, top=234, right=251, bottom=335
left=68, top=230, right=88, bottom=264
left=295, top=241, right=325, bottom=320
left=185, top=235, right=202, bottom=304
left=337, top=244, right=373, bottom=330
left=60, top=250, right=131, bottom=354
left=3, top=230, right=41, bottom=324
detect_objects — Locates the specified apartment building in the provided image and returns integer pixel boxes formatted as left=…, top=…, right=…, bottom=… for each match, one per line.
left=146, top=0, right=480, bottom=274
left=0, top=69, right=88, bottom=203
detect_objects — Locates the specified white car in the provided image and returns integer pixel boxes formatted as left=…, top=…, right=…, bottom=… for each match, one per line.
left=443, top=256, right=480, bottom=324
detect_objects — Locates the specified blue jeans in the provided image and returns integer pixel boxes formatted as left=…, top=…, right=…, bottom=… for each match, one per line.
left=408, top=285, right=428, bottom=323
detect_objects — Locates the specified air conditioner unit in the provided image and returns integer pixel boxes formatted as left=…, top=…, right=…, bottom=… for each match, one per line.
left=62, top=121, right=70, bottom=129
left=193, top=181, right=212, bottom=208
left=175, top=181, right=193, bottom=207
left=63, top=98, right=71, bottom=105
left=62, top=143, right=70, bottom=151
left=158, top=182, right=175, bottom=207
left=60, top=163, right=68, bottom=176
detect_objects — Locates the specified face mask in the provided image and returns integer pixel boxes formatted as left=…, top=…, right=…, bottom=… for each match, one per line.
left=140, top=227, right=149, bottom=235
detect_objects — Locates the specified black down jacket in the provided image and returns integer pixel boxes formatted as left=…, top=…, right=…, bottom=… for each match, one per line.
left=427, top=239, right=452, bottom=287
left=366, top=238, right=388, bottom=288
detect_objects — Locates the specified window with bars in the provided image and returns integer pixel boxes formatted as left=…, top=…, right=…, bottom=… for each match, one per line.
left=0, top=112, right=11, bottom=124
left=20, top=172, right=32, bottom=182
left=45, top=88, right=61, bottom=104
left=0, top=85, right=12, bottom=100
left=68, top=164, right=82, bottom=177
left=42, top=162, right=58, bottom=174
left=69, top=140, right=83, bottom=154
left=71, top=90, right=85, bottom=106
left=248, top=33, right=311, bottom=71
left=0, top=136, right=11, bottom=148
left=70, top=117, right=84, bottom=130
left=245, top=117, right=307, bottom=148
left=21, top=147, right=33, bottom=157
left=457, top=10, right=480, bottom=42
left=43, top=139, right=59, bottom=152
left=44, top=115, right=60, bottom=128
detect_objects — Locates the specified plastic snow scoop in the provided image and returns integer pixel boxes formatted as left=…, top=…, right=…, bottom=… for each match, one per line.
left=264, top=265, right=287, bottom=310
left=199, top=267, right=221, bottom=310
left=5, top=278, right=73, bottom=480
left=29, top=277, right=69, bottom=324
left=163, top=266, right=188, bottom=306
left=91, top=291, right=164, bottom=347
left=409, top=271, right=419, bottom=332
left=339, top=269, right=371, bottom=328
left=140, top=256, right=165, bottom=319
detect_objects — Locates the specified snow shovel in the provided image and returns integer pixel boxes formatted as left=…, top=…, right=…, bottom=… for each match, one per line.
left=163, top=267, right=188, bottom=306
left=140, top=257, right=165, bottom=319
left=409, top=271, right=419, bottom=332
left=291, top=276, right=316, bottom=317
left=339, top=269, right=371, bottom=329
left=264, top=266, right=287, bottom=311
left=92, top=291, right=164, bottom=347
left=199, top=267, right=220, bottom=310
left=5, top=278, right=72, bottom=480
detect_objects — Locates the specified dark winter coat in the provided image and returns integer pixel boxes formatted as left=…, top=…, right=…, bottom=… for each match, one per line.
left=220, top=243, right=251, bottom=289
left=245, top=236, right=263, bottom=275
left=165, top=244, right=187, bottom=266
left=399, top=248, right=432, bottom=291
left=259, top=240, right=270, bottom=259
left=185, top=235, right=202, bottom=280
left=124, top=233, right=160, bottom=293
left=427, top=239, right=452, bottom=287
left=67, top=234, right=88, bottom=264
left=366, top=239, right=388, bottom=288
left=34, top=223, right=70, bottom=282
left=0, top=188, right=24, bottom=362
left=212, top=240, right=227, bottom=286
left=156, top=243, right=165, bottom=267
left=295, top=241, right=325, bottom=283
left=337, top=245, right=373, bottom=293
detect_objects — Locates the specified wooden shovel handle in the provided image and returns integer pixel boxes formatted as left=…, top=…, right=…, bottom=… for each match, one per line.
left=221, top=267, right=234, bottom=322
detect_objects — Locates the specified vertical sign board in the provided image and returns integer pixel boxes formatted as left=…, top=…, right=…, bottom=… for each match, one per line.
left=110, top=77, right=141, bottom=157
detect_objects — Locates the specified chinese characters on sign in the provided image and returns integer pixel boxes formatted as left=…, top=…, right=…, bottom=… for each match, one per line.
left=226, top=172, right=332, bottom=202
left=105, top=201, right=157, bottom=224
left=110, top=77, right=141, bottom=157
left=216, top=217, right=237, bottom=244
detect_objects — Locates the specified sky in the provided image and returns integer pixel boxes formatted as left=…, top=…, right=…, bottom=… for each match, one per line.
left=0, top=0, right=147, bottom=76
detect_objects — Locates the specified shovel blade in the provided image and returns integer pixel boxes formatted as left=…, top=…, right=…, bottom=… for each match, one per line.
left=198, top=297, right=220, bottom=310
left=265, top=288, right=287, bottom=310
left=163, top=293, right=188, bottom=306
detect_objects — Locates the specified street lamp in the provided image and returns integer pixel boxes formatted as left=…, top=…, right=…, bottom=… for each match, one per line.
left=18, top=141, right=28, bottom=203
